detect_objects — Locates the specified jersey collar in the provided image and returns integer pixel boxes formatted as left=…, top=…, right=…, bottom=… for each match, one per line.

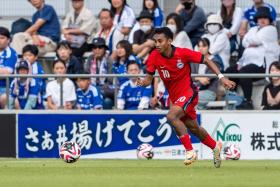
left=161, top=45, right=176, bottom=59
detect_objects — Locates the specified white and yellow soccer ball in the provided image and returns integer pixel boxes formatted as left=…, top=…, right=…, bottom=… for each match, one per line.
left=136, top=143, right=154, bottom=159
left=223, top=144, right=241, bottom=160
left=59, top=141, right=81, bottom=163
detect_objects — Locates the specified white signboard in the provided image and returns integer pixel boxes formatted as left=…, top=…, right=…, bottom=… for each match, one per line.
left=201, top=112, right=280, bottom=160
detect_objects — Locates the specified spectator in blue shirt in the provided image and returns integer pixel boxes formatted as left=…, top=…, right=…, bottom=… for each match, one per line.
left=113, top=40, right=142, bottom=86
left=11, top=0, right=60, bottom=56
left=0, top=27, right=17, bottom=109
left=143, top=0, right=164, bottom=28
left=239, top=0, right=276, bottom=38
left=76, top=73, right=103, bottom=110
left=117, top=61, right=152, bottom=110
left=9, top=60, right=40, bottom=109
left=22, top=44, right=46, bottom=108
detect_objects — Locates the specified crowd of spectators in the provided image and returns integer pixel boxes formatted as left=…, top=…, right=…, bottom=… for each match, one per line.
left=0, top=0, right=280, bottom=110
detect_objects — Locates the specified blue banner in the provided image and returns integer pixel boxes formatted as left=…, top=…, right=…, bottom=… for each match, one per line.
left=18, top=113, right=200, bottom=158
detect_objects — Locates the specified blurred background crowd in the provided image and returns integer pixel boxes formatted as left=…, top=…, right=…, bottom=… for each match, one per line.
left=0, top=0, right=279, bottom=110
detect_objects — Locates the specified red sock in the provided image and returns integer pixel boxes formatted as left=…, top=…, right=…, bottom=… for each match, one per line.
left=201, top=134, right=217, bottom=150
left=179, top=134, right=193, bottom=151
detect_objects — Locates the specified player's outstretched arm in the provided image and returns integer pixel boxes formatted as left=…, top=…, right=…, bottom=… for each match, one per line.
left=136, top=74, right=153, bottom=87
left=204, top=56, right=236, bottom=90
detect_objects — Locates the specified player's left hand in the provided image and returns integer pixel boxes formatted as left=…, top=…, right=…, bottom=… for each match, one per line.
left=220, top=77, right=236, bottom=90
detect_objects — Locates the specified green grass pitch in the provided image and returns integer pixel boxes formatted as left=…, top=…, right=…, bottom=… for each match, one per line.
left=0, top=159, right=279, bottom=187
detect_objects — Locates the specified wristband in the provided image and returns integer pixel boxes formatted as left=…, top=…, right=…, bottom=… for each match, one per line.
left=218, top=73, right=224, bottom=80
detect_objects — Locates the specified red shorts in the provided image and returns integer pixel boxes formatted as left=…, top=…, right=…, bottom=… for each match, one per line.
left=173, top=93, right=198, bottom=121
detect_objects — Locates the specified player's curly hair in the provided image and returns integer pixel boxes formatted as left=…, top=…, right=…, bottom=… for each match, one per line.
left=154, top=27, right=173, bottom=40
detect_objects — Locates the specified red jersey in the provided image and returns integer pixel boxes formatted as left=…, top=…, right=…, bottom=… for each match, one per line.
left=146, top=46, right=204, bottom=103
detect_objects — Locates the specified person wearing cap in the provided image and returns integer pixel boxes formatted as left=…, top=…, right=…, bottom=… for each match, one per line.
left=0, top=27, right=18, bottom=109
left=199, top=14, right=230, bottom=71
left=226, top=6, right=279, bottom=109
left=128, top=0, right=164, bottom=43
left=56, top=41, right=84, bottom=77
left=95, top=8, right=125, bottom=54
left=84, top=37, right=114, bottom=109
left=11, top=0, right=60, bottom=56
left=62, top=0, right=97, bottom=57
left=84, top=37, right=112, bottom=86
left=132, top=10, right=155, bottom=60
left=239, top=0, right=276, bottom=38
left=9, top=60, right=41, bottom=110
left=178, top=0, right=207, bottom=47
left=108, top=0, right=135, bottom=37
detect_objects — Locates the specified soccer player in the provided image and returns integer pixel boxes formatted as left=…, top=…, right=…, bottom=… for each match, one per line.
left=137, top=27, right=236, bottom=168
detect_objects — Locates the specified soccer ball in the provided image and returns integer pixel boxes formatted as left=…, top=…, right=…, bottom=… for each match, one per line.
left=223, top=144, right=241, bottom=160
left=136, top=143, right=154, bottom=159
left=59, top=141, right=81, bottom=163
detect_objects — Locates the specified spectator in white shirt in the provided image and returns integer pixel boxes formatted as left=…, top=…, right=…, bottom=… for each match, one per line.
left=200, top=14, right=230, bottom=71
left=166, top=13, right=192, bottom=49
left=108, top=0, right=136, bottom=37
left=62, top=0, right=97, bottom=57
left=46, top=60, right=76, bottom=110
left=226, top=7, right=280, bottom=109
left=218, top=0, right=243, bottom=53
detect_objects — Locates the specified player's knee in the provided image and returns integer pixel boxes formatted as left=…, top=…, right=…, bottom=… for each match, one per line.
left=166, top=113, right=177, bottom=123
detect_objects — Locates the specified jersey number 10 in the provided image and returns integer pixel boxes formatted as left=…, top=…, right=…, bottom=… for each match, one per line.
left=161, top=70, right=170, bottom=79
